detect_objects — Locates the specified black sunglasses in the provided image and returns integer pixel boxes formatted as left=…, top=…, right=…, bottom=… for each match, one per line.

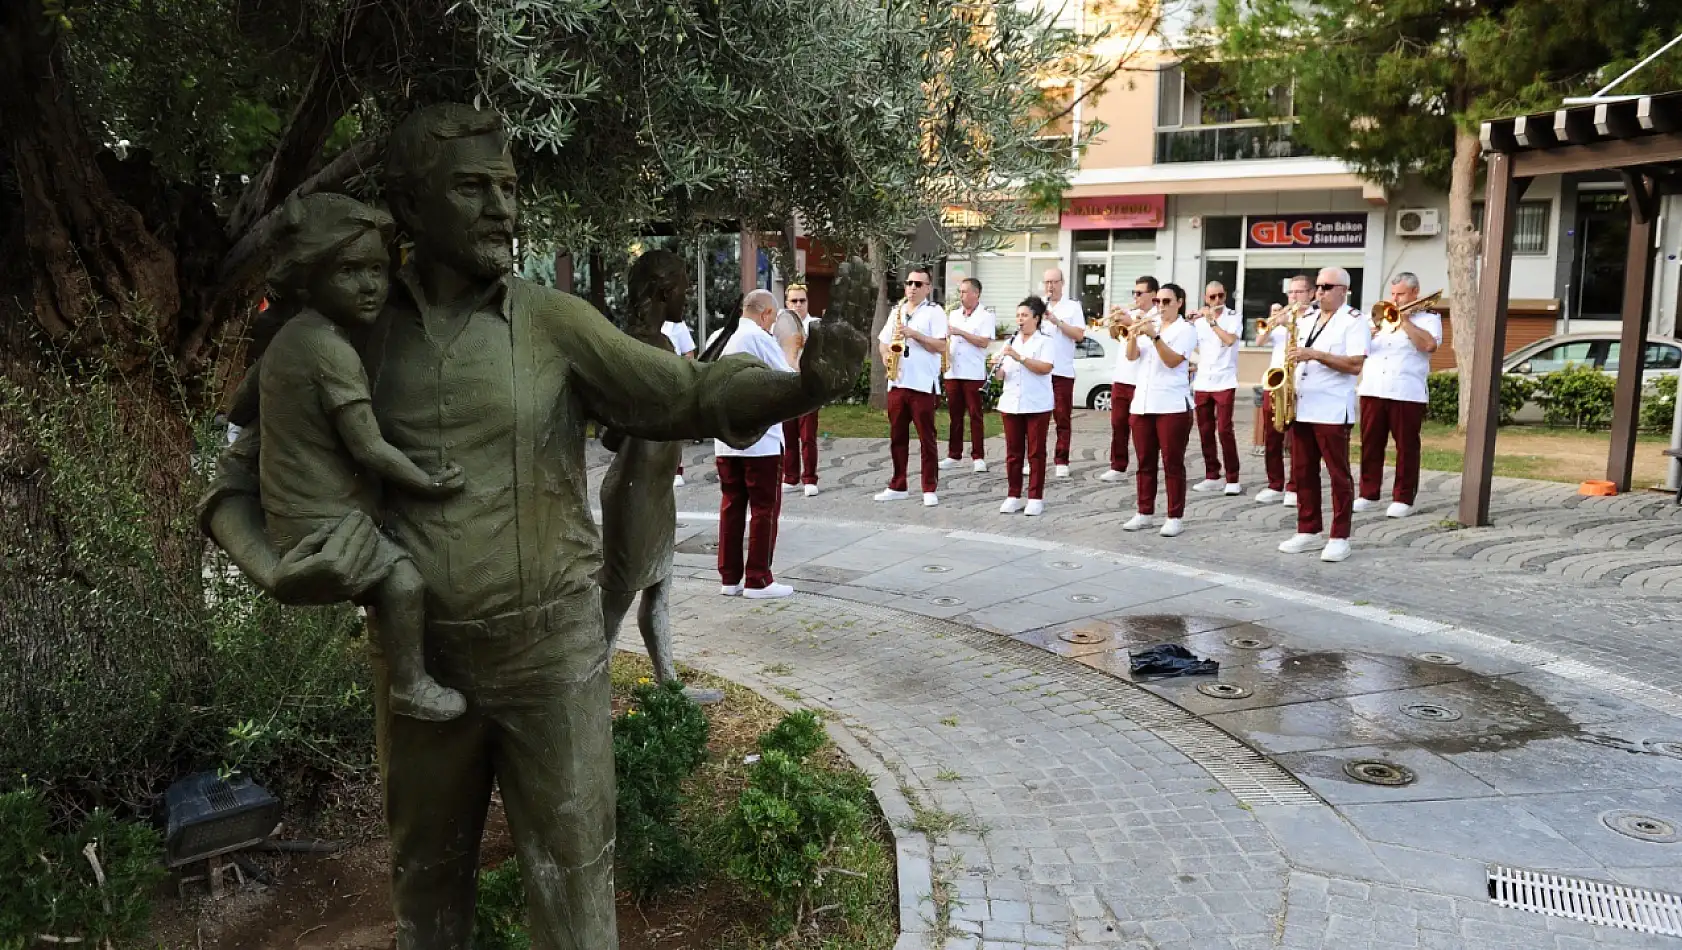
left=1155, top=296, right=1177, bottom=305
left=1134, top=289, right=1152, bottom=295
left=1207, top=292, right=1226, bottom=300
left=1316, top=283, right=1345, bottom=291
left=904, top=279, right=927, bottom=287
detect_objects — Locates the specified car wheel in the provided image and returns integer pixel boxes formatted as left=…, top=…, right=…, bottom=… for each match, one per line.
left=1090, top=387, right=1112, bottom=412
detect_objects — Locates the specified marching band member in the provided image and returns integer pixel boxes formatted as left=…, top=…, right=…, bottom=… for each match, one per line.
left=663, top=312, right=698, bottom=487
left=779, top=283, right=824, bottom=497
left=1354, top=272, right=1441, bottom=519
left=1122, top=283, right=1199, bottom=538
left=941, top=277, right=996, bottom=474
left=1278, top=267, right=1370, bottom=563
left=715, top=291, right=794, bottom=598
left=994, top=297, right=1057, bottom=516
left=1189, top=280, right=1243, bottom=496
left=1254, top=275, right=1311, bottom=505
left=1099, top=276, right=1158, bottom=483
left=1041, top=267, right=1086, bottom=479
left=875, top=265, right=949, bottom=506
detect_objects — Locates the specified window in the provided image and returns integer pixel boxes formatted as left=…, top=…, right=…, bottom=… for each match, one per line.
left=1525, top=342, right=1594, bottom=373
left=1157, top=64, right=1184, bottom=128
left=1473, top=200, right=1551, bottom=254
left=1203, top=216, right=1243, bottom=250
left=1076, top=337, right=1106, bottom=359
left=1646, top=343, right=1682, bottom=371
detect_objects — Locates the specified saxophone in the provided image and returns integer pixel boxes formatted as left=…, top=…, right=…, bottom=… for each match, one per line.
left=886, top=300, right=907, bottom=382
left=1262, top=302, right=1304, bottom=433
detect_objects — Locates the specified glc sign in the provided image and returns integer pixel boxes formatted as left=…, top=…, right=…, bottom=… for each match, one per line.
left=1245, top=213, right=1367, bottom=249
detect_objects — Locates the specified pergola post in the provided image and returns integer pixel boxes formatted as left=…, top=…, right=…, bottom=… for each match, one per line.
left=740, top=228, right=759, bottom=293
left=1607, top=171, right=1658, bottom=491
left=1459, top=152, right=1521, bottom=527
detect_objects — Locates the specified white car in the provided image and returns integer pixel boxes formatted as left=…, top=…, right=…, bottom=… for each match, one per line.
left=1500, top=332, right=1680, bottom=423
left=984, top=333, right=1116, bottom=410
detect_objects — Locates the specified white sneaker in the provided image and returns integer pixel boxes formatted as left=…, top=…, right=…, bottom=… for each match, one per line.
left=923, top=492, right=940, bottom=507
left=1191, top=478, right=1223, bottom=493
left=874, top=488, right=909, bottom=502
left=1254, top=488, right=1284, bottom=504
left=720, top=583, right=744, bottom=596
left=1386, top=502, right=1413, bottom=518
left=1024, top=499, right=1045, bottom=516
left=939, top=457, right=958, bottom=470
left=673, top=474, right=686, bottom=487
left=1352, top=497, right=1378, bottom=512
left=782, top=482, right=799, bottom=493
left=1320, top=539, right=1352, bottom=562
left=1223, top=483, right=1243, bottom=496
left=1282, top=491, right=1298, bottom=508
left=1277, top=533, right=1324, bottom=554
left=1055, top=464, right=1071, bottom=478
left=744, top=582, right=794, bottom=599
left=1122, top=513, right=1156, bottom=532
left=803, top=484, right=820, bottom=498
left=973, top=459, right=988, bottom=473
left=1159, top=518, right=1184, bottom=537
left=1099, top=468, right=1127, bottom=482
left=999, top=497, right=1023, bottom=514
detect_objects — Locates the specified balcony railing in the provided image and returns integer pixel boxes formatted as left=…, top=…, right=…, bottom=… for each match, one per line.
left=1153, top=123, right=1316, bottom=164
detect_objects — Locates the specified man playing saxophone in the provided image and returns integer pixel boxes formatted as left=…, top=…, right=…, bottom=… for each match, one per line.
left=1277, top=267, right=1369, bottom=563
left=1354, top=272, right=1441, bottom=519
left=1254, top=275, right=1312, bottom=506
left=875, top=265, right=949, bottom=506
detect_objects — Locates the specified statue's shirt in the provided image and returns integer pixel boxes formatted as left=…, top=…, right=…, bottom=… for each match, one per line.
left=257, top=310, right=374, bottom=525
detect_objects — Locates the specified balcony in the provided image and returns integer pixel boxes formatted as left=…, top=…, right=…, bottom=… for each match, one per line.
left=1154, top=123, right=1315, bottom=164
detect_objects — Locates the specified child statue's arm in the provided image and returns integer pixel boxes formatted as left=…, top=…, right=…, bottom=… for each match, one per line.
left=333, top=402, right=465, bottom=498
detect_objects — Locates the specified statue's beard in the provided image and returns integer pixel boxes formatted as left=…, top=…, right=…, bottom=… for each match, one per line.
left=416, top=231, right=514, bottom=279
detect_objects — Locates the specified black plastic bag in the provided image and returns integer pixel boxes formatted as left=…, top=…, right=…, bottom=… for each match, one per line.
left=1129, top=644, right=1219, bottom=678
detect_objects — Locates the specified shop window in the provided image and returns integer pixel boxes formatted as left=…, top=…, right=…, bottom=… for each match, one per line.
left=1202, top=216, right=1243, bottom=250
left=1072, top=229, right=1110, bottom=253
left=1112, top=228, right=1156, bottom=244
left=1473, top=200, right=1550, bottom=254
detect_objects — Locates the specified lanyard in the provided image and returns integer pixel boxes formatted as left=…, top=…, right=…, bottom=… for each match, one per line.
left=1304, top=311, right=1336, bottom=351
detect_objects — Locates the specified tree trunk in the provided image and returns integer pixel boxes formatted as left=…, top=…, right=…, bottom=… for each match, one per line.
left=868, top=240, right=891, bottom=410
left=1447, top=124, right=1482, bottom=431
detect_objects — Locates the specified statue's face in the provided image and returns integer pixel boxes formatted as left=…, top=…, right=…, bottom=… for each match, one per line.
left=309, top=230, right=390, bottom=326
left=408, top=135, right=518, bottom=278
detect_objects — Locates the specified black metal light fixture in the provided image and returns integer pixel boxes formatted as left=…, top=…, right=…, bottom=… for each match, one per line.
left=163, top=772, right=281, bottom=867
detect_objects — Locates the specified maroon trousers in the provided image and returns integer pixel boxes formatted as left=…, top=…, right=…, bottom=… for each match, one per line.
left=1130, top=411, right=1193, bottom=517
left=887, top=387, right=940, bottom=493
left=1194, top=388, right=1241, bottom=483
left=944, top=378, right=987, bottom=461
left=781, top=411, right=820, bottom=486
left=1108, top=383, right=1135, bottom=472
left=1290, top=422, right=1354, bottom=539
left=1260, top=390, right=1293, bottom=492
left=1358, top=396, right=1425, bottom=505
left=1002, top=411, right=1051, bottom=499
left=1052, top=375, right=1075, bottom=465
left=715, top=455, right=783, bottom=589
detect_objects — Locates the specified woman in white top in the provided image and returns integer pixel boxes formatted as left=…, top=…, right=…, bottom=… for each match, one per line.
left=1123, top=283, right=1200, bottom=538
left=994, top=297, right=1057, bottom=516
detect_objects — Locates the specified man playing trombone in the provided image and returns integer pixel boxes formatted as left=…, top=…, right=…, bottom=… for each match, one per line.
left=1354, top=272, right=1441, bottom=519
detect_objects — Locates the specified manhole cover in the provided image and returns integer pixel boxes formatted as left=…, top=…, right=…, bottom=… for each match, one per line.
left=1601, top=811, right=1681, bottom=843
left=1068, top=593, right=1104, bottom=604
left=1227, top=637, right=1272, bottom=650
left=1412, top=652, right=1462, bottom=665
left=1050, top=560, right=1083, bottom=570
left=1059, top=629, right=1109, bottom=645
left=1197, top=683, right=1253, bottom=699
left=930, top=596, right=964, bottom=607
left=921, top=564, right=952, bottom=573
left=1342, top=759, right=1417, bottom=787
left=1401, top=702, right=1464, bottom=723
left=1224, top=598, right=1257, bottom=608
left=1642, top=740, right=1682, bottom=760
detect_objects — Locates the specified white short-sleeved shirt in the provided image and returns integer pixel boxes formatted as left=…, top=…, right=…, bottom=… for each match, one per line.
left=1111, top=307, right=1157, bottom=385
left=1129, top=317, right=1199, bottom=415
left=1044, top=297, right=1086, bottom=378
left=1358, top=310, right=1442, bottom=404
left=877, top=299, right=949, bottom=394
left=996, top=329, right=1056, bottom=414
left=715, top=318, right=794, bottom=457
left=945, top=305, right=997, bottom=381
left=661, top=320, right=697, bottom=356
left=1293, top=304, right=1372, bottom=425
left=1191, top=307, right=1243, bottom=392
left=1259, top=306, right=1313, bottom=370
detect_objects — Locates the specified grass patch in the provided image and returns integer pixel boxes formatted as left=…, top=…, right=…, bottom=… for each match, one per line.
left=816, top=403, right=1006, bottom=440
left=1349, top=422, right=1673, bottom=486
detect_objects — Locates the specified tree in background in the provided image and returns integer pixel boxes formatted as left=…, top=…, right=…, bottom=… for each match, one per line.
left=1189, top=0, right=1682, bottom=427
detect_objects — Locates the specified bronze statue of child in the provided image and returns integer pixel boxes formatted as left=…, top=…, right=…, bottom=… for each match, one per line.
left=256, top=193, right=467, bottom=721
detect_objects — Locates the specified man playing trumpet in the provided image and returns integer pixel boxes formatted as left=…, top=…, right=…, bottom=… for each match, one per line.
left=1190, top=281, right=1243, bottom=496
left=1354, top=272, right=1441, bottom=519
left=1098, top=276, right=1158, bottom=482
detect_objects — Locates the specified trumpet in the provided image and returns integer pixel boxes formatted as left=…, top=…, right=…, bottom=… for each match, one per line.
left=1097, top=307, right=1135, bottom=340
left=1370, top=289, right=1443, bottom=332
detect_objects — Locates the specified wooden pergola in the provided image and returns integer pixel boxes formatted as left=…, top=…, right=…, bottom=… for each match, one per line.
left=1462, top=90, right=1682, bottom=526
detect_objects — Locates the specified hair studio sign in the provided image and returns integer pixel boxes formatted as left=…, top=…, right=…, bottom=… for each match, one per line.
left=1245, top=213, right=1367, bottom=249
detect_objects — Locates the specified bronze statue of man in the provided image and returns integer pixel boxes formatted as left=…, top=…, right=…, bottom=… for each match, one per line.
left=199, top=104, right=865, bottom=949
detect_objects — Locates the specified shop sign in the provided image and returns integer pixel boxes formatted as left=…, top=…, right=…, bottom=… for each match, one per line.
left=1246, top=212, right=1366, bottom=249
left=1061, top=194, right=1167, bottom=230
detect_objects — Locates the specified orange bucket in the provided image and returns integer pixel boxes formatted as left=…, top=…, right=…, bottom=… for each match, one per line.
left=1579, top=479, right=1616, bottom=496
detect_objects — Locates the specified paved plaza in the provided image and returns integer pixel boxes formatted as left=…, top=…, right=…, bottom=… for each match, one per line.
left=596, top=411, right=1682, bottom=948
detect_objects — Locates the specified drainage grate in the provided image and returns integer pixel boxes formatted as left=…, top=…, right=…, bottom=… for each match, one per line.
left=1488, top=865, right=1682, bottom=937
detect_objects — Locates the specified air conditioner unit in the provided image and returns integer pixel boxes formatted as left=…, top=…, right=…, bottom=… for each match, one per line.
left=1396, top=208, right=1441, bottom=238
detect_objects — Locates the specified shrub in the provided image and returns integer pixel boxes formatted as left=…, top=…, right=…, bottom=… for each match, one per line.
left=613, top=680, right=710, bottom=896
left=1642, top=374, right=1678, bottom=431
left=472, top=859, right=530, bottom=950
left=758, top=709, right=827, bottom=761
left=0, top=789, right=166, bottom=948
left=1424, top=371, right=1534, bottom=426
left=1534, top=364, right=1617, bottom=429
left=847, top=358, right=872, bottom=404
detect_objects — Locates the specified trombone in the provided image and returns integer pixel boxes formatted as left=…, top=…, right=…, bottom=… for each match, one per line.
left=1370, top=289, right=1443, bottom=332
